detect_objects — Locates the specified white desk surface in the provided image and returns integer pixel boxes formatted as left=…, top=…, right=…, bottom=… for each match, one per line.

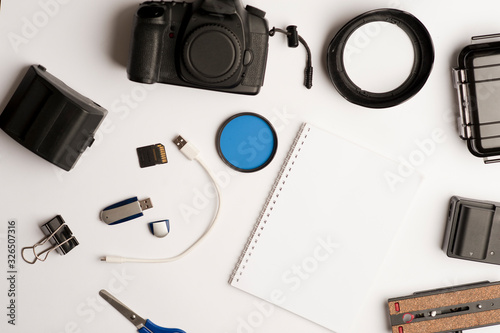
left=2, top=0, right=500, bottom=332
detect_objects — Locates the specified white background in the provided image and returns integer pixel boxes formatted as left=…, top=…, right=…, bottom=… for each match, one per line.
left=2, top=0, right=500, bottom=332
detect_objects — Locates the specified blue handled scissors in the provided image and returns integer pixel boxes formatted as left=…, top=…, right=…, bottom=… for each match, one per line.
left=99, top=289, right=186, bottom=333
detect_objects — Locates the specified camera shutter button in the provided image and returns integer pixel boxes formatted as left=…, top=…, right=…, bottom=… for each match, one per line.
left=243, top=50, right=253, bottom=66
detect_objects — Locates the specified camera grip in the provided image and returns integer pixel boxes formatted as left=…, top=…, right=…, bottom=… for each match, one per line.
left=242, top=32, right=268, bottom=88
left=127, top=22, right=164, bottom=84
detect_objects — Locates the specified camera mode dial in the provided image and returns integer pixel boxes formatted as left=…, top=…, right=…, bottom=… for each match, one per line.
left=137, top=5, right=165, bottom=19
left=245, top=5, right=266, bottom=18
left=183, top=24, right=242, bottom=84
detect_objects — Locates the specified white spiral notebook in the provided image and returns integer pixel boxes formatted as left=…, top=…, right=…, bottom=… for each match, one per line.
left=229, top=123, right=421, bottom=332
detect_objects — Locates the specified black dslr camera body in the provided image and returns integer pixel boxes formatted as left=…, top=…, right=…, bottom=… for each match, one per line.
left=128, top=0, right=269, bottom=95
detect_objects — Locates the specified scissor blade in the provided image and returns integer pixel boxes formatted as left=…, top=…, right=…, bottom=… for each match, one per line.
left=99, top=289, right=147, bottom=329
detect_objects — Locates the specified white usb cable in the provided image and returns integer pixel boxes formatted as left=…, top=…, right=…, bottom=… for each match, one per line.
left=101, top=135, right=222, bottom=263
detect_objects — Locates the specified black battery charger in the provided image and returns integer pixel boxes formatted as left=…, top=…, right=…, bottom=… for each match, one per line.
left=444, top=196, right=500, bottom=265
left=0, top=65, right=107, bottom=171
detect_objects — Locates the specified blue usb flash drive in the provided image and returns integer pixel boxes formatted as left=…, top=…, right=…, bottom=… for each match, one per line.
left=100, top=197, right=153, bottom=225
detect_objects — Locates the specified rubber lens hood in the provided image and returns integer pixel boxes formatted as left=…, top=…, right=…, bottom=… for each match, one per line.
left=327, top=8, right=434, bottom=108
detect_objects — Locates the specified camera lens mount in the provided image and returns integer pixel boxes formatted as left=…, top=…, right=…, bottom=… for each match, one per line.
left=183, top=24, right=242, bottom=84
left=327, top=9, right=434, bottom=108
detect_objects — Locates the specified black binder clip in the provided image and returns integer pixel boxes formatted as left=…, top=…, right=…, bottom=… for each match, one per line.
left=21, top=215, right=79, bottom=264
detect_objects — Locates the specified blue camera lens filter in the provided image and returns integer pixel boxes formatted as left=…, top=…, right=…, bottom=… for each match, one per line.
left=216, top=113, right=278, bottom=172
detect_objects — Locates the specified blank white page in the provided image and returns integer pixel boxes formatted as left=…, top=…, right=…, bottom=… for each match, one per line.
left=229, top=123, right=421, bottom=333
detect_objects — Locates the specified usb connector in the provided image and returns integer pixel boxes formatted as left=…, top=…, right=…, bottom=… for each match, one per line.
left=173, top=135, right=200, bottom=160
left=139, top=198, right=153, bottom=211
left=173, top=135, right=187, bottom=149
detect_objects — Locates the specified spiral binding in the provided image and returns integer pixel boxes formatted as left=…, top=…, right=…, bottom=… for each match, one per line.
left=229, top=123, right=311, bottom=284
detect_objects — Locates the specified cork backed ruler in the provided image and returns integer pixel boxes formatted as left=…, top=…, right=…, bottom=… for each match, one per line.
left=388, top=281, right=500, bottom=333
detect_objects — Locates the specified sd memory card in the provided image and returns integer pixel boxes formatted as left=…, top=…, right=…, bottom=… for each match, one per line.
left=136, top=144, right=167, bottom=168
